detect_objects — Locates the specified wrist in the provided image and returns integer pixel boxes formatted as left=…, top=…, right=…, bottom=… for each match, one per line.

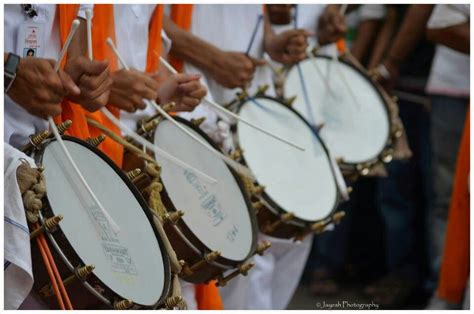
left=4, top=53, right=21, bottom=94
left=385, top=55, right=402, bottom=68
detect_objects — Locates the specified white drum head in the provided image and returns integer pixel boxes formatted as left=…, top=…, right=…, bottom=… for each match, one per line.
left=237, top=97, right=337, bottom=222
left=153, top=120, right=254, bottom=262
left=285, top=57, right=390, bottom=164
left=42, top=139, right=167, bottom=306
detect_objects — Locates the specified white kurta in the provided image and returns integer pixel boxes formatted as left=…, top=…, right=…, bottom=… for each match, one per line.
left=176, top=4, right=313, bottom=309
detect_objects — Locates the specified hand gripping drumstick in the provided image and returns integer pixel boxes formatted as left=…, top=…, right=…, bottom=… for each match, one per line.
left=107, top=38, right=256, bottom=181
left=82, top=16, right=217, bottom=184
left=50, top=19, right=121, bottom=234
left=156, top=53, right=306, bottom=152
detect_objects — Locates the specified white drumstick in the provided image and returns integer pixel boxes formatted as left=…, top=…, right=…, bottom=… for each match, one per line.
left=51, top=19, right=120, bottom=233
left=54, top=19, right=80, bottom=72
left=150, top=100, right=255, bottom=180
left=86, top=9, right=93, bottom=61
left=157, top=55, right=305, bottom=152
left=339, top=4, right=349, bottom=16
left=107, top=38, right=255, bottom=180
left=100, top=107, right=218, bottom=184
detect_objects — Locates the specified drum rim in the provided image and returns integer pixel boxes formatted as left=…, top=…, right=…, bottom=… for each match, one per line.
left=35, top=135, right=172, bottom=308
left=284, top=54, right=393, bottom=166
left=153, top=117, right=259, bottom=265
left=232, top=95, right=343, bottom=225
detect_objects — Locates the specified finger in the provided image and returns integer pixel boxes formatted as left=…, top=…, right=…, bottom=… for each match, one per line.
left=79, top=68, right=110, bottom=91
left=143, top=74, right=161, bottom=91
left=173, top=73, right=202, bottom=84
left=141, top=85, right=159, bottom=101
left=177, top=80, right=201, bottom=94
left=180, top=96, right=200, bottom=109
left=79, top=59, right=110, bottom=76
left=130, top=94, right=147, bottom=110
left=112, top=99, right=136, bottom=113
left=33, top=104, right=62, bottom=119
left=82, top=77, right=113, bottom=102
left=58, top=70, right=81, bottom=96
left=189, top=88, right=207, bottom=99
left=249, top=57, right=267, bottom=67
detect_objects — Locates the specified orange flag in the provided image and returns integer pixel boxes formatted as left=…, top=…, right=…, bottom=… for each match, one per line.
left=437, top=107, right=470, bottom=304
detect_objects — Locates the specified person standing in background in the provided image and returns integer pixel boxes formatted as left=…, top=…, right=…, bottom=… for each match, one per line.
left=423, top=4, right=470, bottom=309
left=368, top=4, right=435, bottom=308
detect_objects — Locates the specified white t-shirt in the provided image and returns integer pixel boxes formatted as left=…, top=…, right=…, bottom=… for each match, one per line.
left=426, top=4, right=470, bottom=97
left=4, top=4, right=92, bottom=149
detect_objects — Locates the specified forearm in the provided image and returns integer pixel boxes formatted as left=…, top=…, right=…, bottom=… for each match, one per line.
left=350, top=20, right=380, bottom=62
left=385, top=4, right=434, bottom=66
left=163, top=15, right=222, bottom=72
left=427, top=23, right=470, bottom=54
left=368, top=6, right=398, bottom=69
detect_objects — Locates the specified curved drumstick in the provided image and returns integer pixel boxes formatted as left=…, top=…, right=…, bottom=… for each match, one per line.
left=50, top=18, right=121, bottom=234
left=156, top=53, right=305, bottom=152
left=107, top=38, right=256, bottom=181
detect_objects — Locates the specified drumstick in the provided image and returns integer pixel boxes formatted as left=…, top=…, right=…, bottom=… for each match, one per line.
left=107, top=38, right=255, bottom=180
left=100, top=108, right=218, bottom=184
left=97, top=38, right=216, bottom=184
left=86, top=9, right=93, bottom=61
left=51, top=19, right=121, bottom=234
left=53, top=19, right=80, bottom=72
left=150, top=100, right=255, bottom=180
left=156, top=53, right=306, bottom=152
left=339, top=4, right=349, bottom=15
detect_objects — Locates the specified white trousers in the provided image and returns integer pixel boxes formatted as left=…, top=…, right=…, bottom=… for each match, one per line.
left=219, top=233, right=313, bottom=309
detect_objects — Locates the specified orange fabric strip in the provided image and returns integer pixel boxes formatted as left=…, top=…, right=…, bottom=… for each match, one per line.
left=169, top=4, right=193, bottom=72
left=437, top=107, right=470, bottom=304
left=84, top=4, right=123, bottom=166
left=195, top=281, right=224, bottom=310
left=57, top=4, right=124, bottom=166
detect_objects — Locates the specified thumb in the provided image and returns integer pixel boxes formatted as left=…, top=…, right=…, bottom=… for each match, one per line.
left=80, top=59, right=110, bottom=76
left=174, top=73, right=202, bottom=84
left=249, top=56, right=267, bottom=67
left=58, top=69, right=80, bottom=96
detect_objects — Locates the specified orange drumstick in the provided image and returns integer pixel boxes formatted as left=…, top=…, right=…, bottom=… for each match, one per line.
left=35, top=229, right=65, bottom=310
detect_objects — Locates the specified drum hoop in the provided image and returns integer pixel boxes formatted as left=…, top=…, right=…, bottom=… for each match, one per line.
left=153, top=117, right=259, bottom=265
left=232, top=95, right=344, bottom=225
left=34, top=135, right=172, bottom=308
left=284, top=54, right=394, bottom=168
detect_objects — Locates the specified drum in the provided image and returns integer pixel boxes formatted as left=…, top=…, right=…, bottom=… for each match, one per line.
left=123, top=116, right=261, bottom=286
left=227, top=94, right=345, bottom=241
left=284, top=55, right=406, bottom=177
left=27, top=134, right=171, bottom=309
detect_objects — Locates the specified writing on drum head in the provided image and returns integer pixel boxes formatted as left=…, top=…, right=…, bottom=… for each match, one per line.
left=89, top=206, right=138, bottom=277
left=184, top=170, right=240, bottom=242
left=184, top=170, right=228, bottom=226
left=102, top=243, right=138, bottom=276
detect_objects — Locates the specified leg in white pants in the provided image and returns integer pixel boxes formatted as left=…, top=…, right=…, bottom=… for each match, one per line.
left=219, top=232, right=313, bottom=309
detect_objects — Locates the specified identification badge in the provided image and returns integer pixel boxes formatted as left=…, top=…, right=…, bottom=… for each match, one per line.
left=17, top=21, right=46, bottom=58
